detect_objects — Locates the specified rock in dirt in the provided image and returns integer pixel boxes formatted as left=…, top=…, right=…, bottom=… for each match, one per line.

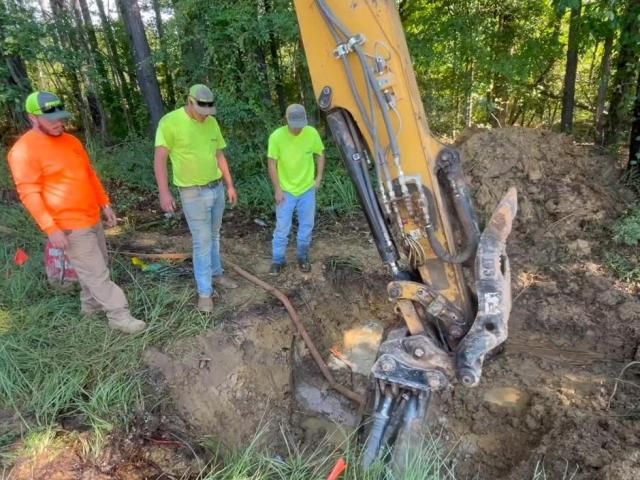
left=568, top=239, right=592, bottom=257
left=483, top=386, right=529, bottom=411
left=617, top=301, right=640, bottom=322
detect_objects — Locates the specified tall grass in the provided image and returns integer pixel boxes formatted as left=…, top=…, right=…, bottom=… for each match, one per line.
left=198, top=429, right=455, bottom=479
left=0, top=205, right=224, bottom=440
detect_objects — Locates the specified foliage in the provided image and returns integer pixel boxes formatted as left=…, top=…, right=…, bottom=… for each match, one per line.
left=612, top=207, right=640, bottom=246
left=1, top=0, right=638, bottom=151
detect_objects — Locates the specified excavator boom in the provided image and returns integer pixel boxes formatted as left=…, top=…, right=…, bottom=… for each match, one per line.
left=292, top=0, right=518, bottom=466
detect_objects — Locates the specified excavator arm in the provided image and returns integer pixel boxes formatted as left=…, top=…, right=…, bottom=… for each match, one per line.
left=292, top=0, right=518, bottom=466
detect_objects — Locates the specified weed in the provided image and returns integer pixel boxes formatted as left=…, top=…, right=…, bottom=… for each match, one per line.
left=604, top=251, right=640, bottom=284
left=612, top=207, right=640, bottom=246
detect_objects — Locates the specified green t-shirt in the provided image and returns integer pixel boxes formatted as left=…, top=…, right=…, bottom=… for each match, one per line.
left=155, top=107, right=227, bottom=187
left=267, top=125, right=324, bottom=196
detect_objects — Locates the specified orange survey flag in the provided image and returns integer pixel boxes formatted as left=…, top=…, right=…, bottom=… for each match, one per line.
left=14, top=248, right=29, bottom=266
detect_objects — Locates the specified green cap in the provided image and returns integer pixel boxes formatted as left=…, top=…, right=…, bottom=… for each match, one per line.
left=25, top=91, right=71, bottom=120
left=188, top=84, right=216, bottom=115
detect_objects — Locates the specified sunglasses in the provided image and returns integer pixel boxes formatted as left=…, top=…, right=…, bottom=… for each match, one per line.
left=38, top=104, right=65, bottom=115
left=194, top=99, right=215, bottom=108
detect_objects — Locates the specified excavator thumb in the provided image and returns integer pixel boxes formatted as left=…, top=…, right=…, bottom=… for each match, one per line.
left=456, top=187, right=518, bottom=387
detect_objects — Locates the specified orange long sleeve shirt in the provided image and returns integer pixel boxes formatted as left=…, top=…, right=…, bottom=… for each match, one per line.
left=7, top=130, right=110, bottom=234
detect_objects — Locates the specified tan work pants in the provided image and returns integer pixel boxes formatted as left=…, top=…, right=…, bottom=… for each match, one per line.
left=64, top=223, right=129, bottom=321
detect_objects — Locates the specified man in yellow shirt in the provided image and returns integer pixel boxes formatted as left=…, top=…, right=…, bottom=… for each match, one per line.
left=154, top=84, right=238, bottom=312
left=267, top=104, right=325, bottom=275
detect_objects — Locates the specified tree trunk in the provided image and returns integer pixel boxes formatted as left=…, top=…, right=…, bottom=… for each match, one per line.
left=489, top=11, right=516, bottom=127
left=605, top=0, right=640, bottom=147
left=628, top=69, right=640, bottom=172
left=72, top=0, right=109, bottom=139
left=151, top=0, right=176, bottom=107
left=560, top=1, right=581, bottom=133
left=94, top=0, right=136, bottom=129
left=49, top=0, right=93, bottom=138
left=464, top=60, right=474, bottom=127
left=0, top=1, right=31, bottom=132
left=117, top=0, right=164, bottom=132
left=594, top=33, right=614, bottom=144
left=263, top=0, right=286, bottom=116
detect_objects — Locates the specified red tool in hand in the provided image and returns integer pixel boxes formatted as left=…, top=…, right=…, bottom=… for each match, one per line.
left=327, top=458, right=347, bottom=480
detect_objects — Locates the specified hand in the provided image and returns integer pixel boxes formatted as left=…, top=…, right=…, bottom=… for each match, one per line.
left=315, top=176, right=323, bottom=189
left=159, top=190, right=176, bottom=213
left=275, top=188, right=285, bottom=205
left=102, top=205, right=117, bottom=227
left=48, top=230, right=69, bottom=249
left=227, top=185, right=238, bottom=206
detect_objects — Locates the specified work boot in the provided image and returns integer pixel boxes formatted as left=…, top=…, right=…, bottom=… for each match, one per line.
left=197, top=295, right=214, bottom=313
left=269, top=263, right=283, bottom=276
left=298, top=257, right=311, bottom=273
left=107, top=312, right=146, bottom=334
left=214, top=275, right=238, bottom=289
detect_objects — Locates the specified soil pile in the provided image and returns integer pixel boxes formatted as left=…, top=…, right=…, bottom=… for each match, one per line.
left=442, top=128, right=640, bottom=479
left=460, top=128, right=628, bottom=247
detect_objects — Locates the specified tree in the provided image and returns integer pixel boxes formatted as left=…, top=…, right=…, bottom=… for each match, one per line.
left=629, top=70, right=640, bottom=173
left=94, top=0, right=136, bottom=132
left=594, top=32, right=614, bottom=144
left=0, top=0, right=32, bottom=133
left=604, top=0, right=640, bottom=146
left=560, top=0, right=582, bottom=133
left=117, top=0, right=164, bottom=131
left=151, top=0, right=176, bottom=107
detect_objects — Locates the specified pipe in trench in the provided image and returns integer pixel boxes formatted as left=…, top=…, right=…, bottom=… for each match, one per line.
left=227, top=261, right=366, bottom=407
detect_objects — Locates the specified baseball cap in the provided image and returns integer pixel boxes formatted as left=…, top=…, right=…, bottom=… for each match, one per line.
left=286, top=104, right=307, bottom=129
left=25, top=91, right=71, bottom=121
left=189, top=84, right=216, bottom=116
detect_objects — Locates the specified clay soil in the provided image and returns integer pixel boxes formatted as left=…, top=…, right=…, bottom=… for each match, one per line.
left=7, top=127, right=640, bottom=479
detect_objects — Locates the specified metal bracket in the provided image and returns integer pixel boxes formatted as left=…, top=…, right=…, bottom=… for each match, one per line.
left=388, top=280, right=467, bottom=340
left=371, top=332, right=453, bottom=391
left=333, top=33, right=366, bottom=58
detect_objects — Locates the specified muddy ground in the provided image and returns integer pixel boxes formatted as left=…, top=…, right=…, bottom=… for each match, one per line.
left=7, top=127, right=640, bottom=479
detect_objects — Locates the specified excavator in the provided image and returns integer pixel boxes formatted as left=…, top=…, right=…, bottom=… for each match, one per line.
left=291, top=0, right=519, bottom=468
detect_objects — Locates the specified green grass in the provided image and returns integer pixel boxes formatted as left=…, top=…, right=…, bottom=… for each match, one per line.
left=198, top=430, right=456, bottom=479
left=612, top=206, right=640, bottom=246
left=0, top=205, right=222, bottom=441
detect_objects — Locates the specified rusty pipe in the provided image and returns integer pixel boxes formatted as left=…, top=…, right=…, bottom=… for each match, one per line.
left=227, top=261, right=366, bottom=407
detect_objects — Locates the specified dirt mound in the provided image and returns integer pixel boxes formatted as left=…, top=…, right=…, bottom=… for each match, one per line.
left=459, top=127, right=628, bottom=246
left=438, top=128, right=640, bottom=479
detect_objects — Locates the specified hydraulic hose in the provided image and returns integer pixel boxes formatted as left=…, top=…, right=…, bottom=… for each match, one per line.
left=361, top=391, right=395, bottom=468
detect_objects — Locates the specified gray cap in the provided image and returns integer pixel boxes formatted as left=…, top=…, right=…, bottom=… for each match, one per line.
left=286, top=104, right=307, bottom=129
left=189, top=84, right=216, bottom=116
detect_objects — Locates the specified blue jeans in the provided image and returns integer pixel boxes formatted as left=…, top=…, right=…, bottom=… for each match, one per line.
left=180, top=183, right=225, bottom=297
left=272, top=187, right=316, bottom=264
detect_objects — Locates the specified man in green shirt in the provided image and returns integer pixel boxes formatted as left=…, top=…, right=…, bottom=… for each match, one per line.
left=268, top=104, right=325, bottom=275
left=154, top=84, right=238, bottom=312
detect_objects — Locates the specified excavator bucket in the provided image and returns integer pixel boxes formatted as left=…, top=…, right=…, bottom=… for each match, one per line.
left=455, top=187, right=518, bottom=387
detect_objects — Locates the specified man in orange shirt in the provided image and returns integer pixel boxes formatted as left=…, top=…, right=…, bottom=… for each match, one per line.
left=7, top=91, right=146, bottom=334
